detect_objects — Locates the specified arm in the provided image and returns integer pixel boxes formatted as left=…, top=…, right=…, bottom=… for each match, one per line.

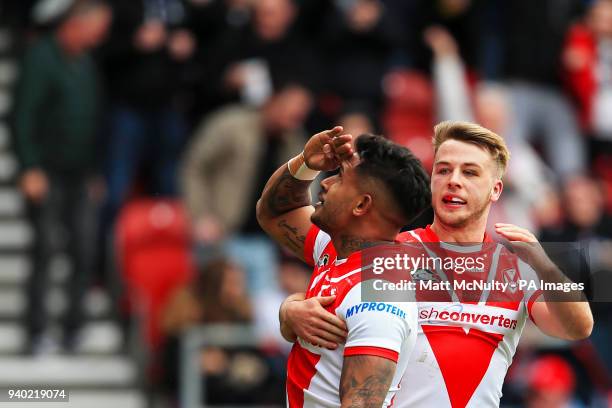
left=13, top=43, right=51, bottom=203
left=256, top=126, right=354, bottom=260
left=279, top=293, right=348, bottom=349
left=424, top=26, right=475, bottom=122
left=337, top=283, right=415, bottom=407
left=495, top=223, right=593, bottom=340
left=340, top=355, right=396, bottom=408
left=530, top=299, right=592, bottom=341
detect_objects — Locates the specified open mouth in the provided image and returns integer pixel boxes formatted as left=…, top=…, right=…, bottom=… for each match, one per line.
left=442, top=194, right=467, bottom=206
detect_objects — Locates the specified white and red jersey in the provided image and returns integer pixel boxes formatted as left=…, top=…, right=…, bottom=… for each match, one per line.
left=295, top=225, right=543, bottom=408
left=286, top=226, right=418, bottom=408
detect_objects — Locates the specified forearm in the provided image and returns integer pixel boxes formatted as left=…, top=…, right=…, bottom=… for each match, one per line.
left=433, top=55, right=474, bottom=122
left=340, top=355, right=396, bottom=408
left=257, top=154, right=314, bottom=224
left=279, top=292, right=306, bottom=343
left=533, top=262, right=593, bottom=340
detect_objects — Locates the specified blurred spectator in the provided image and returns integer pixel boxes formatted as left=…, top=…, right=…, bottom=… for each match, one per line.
left=563, top=0, right=612, bottom=137
left=424, top=25, right=555, bottom=233
left=160, top=257, right=253, bottom=400
left=181, top=83, right=312, bottom=296
left=202, top=0, right=320, bottom=110
left=337, top=101, right=377, bottom=136
left=540, top=175, right=612, bottom=244
left=407, top=0, right=482, bottom=72
left=181, top=0, right=253, bottom=121
left=161, top=257, right=286, bottom=405
left=254, top=257, right=311, bottom=355
left=502, top=0, right=587, bottom=179
left=540, top=175, right=612, bottom=382
left=161, top=258, right=251, bottom=333
left=382, top=69, right=435, bottom=170
left=12, top=0, right=112, bottom=353
left=525, top=355, right=578, bottom=408
left=562, top=0, right=612, bottom=182
left=320, top=0, right=402, bottom=109
left=97, top=0, right=196, bottom=285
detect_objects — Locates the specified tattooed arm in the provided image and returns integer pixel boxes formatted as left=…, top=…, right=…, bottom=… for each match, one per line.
left=256, top=126, right=354, bottom=260
left=340, top=355, right=397, bottom=408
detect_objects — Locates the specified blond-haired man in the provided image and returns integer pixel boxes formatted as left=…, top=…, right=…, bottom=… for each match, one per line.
left=276, top=121, right=593, bottom=407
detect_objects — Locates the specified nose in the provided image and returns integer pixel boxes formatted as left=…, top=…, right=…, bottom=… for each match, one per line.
left=448, top=168, right=462, bottom=189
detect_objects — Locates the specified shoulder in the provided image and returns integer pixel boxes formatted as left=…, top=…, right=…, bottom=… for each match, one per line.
left=200, top=105, right=259, bottom=132
left=397, top=228, right=427, bottom=243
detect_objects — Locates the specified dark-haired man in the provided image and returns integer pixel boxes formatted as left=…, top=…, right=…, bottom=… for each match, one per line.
left=257, top=127, right=431, bottom=407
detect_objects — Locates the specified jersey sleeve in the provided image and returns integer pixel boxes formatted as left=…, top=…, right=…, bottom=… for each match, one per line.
left=336, top=281, right=417, bottom=363
left=303, top=225, right=332, bottom=267
left=517, top=259, right=544, bottom=322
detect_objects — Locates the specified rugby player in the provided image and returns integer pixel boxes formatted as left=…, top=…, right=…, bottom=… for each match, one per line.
left=256, top=129, right=431, bottom=407
left=276, top=121, right=593, bottom=407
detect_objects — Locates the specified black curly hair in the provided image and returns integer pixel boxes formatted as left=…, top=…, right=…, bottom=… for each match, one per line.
left=354, top=134, right=431, bottom=225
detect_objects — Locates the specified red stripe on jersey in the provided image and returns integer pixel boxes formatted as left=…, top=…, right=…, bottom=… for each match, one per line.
left=344, top=346, right=399, bottom=363
left=287, top=343, right=321, bottom=408
left=303, top=225, right=321, bottom=267
left=423, top=325, right=504, bottom=408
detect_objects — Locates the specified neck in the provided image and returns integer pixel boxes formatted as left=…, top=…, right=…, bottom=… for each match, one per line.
left=430, top=216, right=488, bottom=244
left=331, top=225, right=397, bottom=259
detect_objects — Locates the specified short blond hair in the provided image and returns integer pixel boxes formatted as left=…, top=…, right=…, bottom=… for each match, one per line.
left=433, top=121, right=510, bottom=177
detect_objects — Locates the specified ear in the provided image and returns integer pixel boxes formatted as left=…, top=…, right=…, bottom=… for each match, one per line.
left=490, top=179, right=503, bottom=203
left=353, top=194, right=372, bottom=217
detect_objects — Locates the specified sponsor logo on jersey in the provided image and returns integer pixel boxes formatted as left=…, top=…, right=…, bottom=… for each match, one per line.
left=345, top=302, right=408, bottom=319
left=318, top=254, right=330, bottom=267
left=419, top=306, right=518, bottom=329
left=503, top=268, right=519, bottom=294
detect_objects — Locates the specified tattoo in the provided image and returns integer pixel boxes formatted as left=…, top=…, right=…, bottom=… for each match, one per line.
left=278, top=219, right=306, bottom=252
left=266, top=167, right=311, bottom=216
left=340, top=355, right=396, bottom=408
left=338, top=235, right=381, bottom=258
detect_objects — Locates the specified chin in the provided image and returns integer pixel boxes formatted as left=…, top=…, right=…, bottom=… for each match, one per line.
left=437, top=212, right=470, bottom=229
left=310, top=212, right=325, bottom=230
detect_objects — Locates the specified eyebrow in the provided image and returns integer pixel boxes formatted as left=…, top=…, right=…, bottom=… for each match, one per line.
left=434, top=161, right=484, bottom=169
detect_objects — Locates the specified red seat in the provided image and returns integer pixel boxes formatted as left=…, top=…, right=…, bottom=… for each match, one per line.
left=382, top=70, right=435, bottom=171
left=115, top=199, right=194, bottom=352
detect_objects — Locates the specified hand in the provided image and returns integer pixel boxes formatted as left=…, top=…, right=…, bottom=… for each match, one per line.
left=223, top=63, right=247, bottom=91
left=20, top=168, right=48, bottom=203
left=283, top=295, right=348, bottom=349
left=494, top=223, right=555, bottom=272
left=423, top=26, right=459, bottom=57
left=168, top=29, right=196, bottom=61
left=303, top=126, right=355, bottom=172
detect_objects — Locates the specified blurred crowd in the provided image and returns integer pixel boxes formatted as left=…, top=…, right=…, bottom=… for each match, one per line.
left=3, top=0, right=612, bottom=406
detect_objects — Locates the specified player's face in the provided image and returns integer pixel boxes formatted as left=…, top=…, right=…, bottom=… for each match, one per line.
left=311, top=162, right=361, bottom=234
left=431, top=140, right=502, bottom=229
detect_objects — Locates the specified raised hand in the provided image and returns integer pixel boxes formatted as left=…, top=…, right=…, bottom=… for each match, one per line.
left=303, top=126, right=355, bottom=172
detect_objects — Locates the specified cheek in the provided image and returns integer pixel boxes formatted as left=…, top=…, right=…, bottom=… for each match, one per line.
left=431, top=177, right=444, bottom=195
